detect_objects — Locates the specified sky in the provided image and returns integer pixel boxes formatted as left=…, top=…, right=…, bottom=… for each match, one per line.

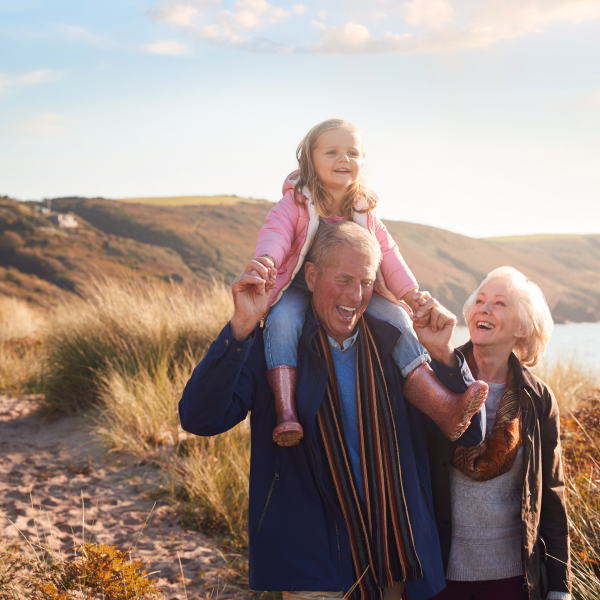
left=1, top=0, right=599, bottom=238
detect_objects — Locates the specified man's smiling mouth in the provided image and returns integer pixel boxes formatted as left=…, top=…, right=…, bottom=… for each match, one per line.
left=337, top=305, right=357, bottom=320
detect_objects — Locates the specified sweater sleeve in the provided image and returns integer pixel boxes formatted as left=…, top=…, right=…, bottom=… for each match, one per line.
left=371, top=211, right=418, bottom=300
left=254, top=191, right=300, bottom=269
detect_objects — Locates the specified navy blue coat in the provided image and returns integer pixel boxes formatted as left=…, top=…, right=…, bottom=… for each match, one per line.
left=179, top=312, right=485, bottom=600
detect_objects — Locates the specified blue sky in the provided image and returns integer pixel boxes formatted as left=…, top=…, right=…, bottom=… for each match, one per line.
left=1, top=0, right=599, bottom=237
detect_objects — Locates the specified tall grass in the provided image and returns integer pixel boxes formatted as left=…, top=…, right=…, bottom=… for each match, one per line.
left=0, top=296, right=45, bottom=394
left=41, top=279, right=232, bottom=415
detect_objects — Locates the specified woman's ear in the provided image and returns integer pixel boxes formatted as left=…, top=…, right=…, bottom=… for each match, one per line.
left=514, top=322, right=528, bottom=339
left=304, top=262, right=317, bottom=292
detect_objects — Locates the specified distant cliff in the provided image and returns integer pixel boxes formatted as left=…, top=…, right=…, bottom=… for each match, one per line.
left=0, top=195, right=597, bottom=323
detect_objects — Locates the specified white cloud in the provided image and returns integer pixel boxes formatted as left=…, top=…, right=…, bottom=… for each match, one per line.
left=142, top=40, right=192, bottom=55
left=0, top=69, right=63, bottom=94
left=312, top=0, right=600, bottom=54
left=403, top=0, right=455, bottom=29
left=149, top=0, right=600, bottom=54
left=152, top=0, right=300, bottom=44
left=59, top=25, right=114, bottom=46
left=12, top=113, right=74, bottom=137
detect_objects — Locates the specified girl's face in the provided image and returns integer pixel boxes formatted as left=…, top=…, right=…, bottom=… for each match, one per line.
left=311, top=128, right=364, bottom=193
left=468, top=279, right=526, bottom=353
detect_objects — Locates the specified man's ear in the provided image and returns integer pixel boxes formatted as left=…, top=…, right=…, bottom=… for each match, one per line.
left=304, top=262, right=317, bottom=292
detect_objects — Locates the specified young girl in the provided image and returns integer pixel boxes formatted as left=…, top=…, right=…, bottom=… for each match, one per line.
left=255, top=119, right=487, bottom=447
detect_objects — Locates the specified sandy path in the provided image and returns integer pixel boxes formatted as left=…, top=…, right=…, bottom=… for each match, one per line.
left=0, top=395, right=250, bottom=600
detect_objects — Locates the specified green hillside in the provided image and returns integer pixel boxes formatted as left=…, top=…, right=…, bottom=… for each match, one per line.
left=0, top=194, right=598, bottom=323
left=118, top=195, right=269, bottom=207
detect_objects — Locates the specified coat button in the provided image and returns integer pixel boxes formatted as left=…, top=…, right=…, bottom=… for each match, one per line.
left=225, top=340, right=229, bottom=346
left=236, top=348, right=241, bottom=353
left=444, top=519, right=450, bottom=525
left=443, top=461, right=448, bottom=467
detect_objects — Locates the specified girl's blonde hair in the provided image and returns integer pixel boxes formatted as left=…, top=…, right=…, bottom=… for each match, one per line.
left=293, top=118, right=377, bottom=220
left=463, top=266, right=554, bottom=367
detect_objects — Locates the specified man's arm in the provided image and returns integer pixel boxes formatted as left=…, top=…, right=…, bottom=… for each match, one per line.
left=179, top=257, right=277, bottom=436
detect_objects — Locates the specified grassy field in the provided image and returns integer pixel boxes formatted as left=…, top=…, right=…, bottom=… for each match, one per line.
left=117, top=195, right=270, bottom=206
left=1, top=284, right=599, bottom=597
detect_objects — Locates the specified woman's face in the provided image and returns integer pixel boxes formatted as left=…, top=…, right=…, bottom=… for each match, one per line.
left=311, top=128, right=364, bottom=194
left=468, top=279, right=527, bottom=352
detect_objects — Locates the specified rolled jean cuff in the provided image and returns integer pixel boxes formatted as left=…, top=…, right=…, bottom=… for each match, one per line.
left=400, top=353, right=430, bottom=378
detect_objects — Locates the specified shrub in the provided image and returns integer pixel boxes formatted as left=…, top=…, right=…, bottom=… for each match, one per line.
left=0, top=543, right=165, bottom=599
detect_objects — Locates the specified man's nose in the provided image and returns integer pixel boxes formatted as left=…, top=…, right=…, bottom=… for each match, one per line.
left=346, top=282, right=362, bottom=303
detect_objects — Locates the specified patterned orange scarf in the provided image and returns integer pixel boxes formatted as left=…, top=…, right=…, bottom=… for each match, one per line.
left=452, top=347, right=523, bottom=482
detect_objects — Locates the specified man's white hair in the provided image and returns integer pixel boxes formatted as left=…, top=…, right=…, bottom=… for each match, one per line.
left=463, top=266, right=554, bottom=367
left=306, top=221, right=382, bottom=274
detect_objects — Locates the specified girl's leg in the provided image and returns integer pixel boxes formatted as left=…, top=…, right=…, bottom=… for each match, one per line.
left=365, top=293, right=429, bottom=377
left=264, top=284, right=312, bottom=369
left=263, top=281, right=312, bottom=447
left=366, top=292, right=488, bottom=442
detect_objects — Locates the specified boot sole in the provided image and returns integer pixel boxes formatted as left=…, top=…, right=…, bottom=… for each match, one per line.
left=273, top=423, right=304, bottom=447
left=447, top=382, right=489, bottom=442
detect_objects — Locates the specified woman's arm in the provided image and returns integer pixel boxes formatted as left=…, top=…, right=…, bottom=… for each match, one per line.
left=539, top=385, right=572, bottom=597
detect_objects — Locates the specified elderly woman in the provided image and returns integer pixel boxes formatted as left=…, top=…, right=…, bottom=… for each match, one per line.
left=427, top=266, right=571, bottom=600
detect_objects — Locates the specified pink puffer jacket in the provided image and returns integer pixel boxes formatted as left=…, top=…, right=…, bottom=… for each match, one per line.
left=255, top=172, right=418, bottom=308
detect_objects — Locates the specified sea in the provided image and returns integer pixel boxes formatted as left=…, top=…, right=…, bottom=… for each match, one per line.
left=453, top=322, right=600, bottom=372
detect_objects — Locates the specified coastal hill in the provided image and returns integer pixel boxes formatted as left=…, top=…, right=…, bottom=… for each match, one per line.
left=0, top=194, right=598, bottom=323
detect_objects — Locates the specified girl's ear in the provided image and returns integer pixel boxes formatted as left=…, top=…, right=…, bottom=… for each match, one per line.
left=304, top=262, right=317, bottom=292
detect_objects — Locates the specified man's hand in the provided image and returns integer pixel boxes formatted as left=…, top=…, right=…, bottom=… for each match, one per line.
left=229, top=257, right=277, bottom=341
left=412, top=298, right=458, bottom=367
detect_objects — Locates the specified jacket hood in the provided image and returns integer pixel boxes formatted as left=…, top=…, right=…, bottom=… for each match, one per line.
left=282, top=170, right=300, bottom=196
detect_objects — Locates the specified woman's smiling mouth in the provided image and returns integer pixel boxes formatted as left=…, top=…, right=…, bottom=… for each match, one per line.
left=476, top=321, right=494, bottom=330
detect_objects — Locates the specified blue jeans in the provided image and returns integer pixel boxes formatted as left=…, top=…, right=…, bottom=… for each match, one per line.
left=264, top=272, right=429, bottom=377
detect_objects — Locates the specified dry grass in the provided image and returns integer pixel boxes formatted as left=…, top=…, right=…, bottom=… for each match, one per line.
left=41, top=279, right=232, bottom=415
left=534, top=358, right=599, bottom=413
left=0, top=296, right=46, bottom=395
left=560, top=393, right=600, bottom=599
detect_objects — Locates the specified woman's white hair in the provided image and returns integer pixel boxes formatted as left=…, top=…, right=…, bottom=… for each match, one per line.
left=463, top=266, right=554, bottom=367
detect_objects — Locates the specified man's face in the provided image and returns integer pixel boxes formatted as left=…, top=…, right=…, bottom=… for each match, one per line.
left=305, top=247, right=377, bottom=345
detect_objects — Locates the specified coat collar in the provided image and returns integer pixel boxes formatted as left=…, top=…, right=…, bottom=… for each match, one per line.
left=457, top=340, right=541, bottom=402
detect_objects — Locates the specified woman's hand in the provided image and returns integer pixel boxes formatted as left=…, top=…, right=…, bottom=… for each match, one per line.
left=229, top=257, right=277, bottom=341
left=413, top=298, right=459, bottom=367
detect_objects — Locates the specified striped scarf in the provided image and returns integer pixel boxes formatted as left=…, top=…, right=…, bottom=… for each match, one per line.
left=313, top=317, right=422, bottom=600
left=452, top=347, right=523, bottom=482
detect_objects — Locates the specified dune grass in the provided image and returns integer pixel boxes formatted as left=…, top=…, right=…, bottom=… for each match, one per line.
left=41, top=279, right=232, bottom=415
left=0, top=297, right=45, bottom=395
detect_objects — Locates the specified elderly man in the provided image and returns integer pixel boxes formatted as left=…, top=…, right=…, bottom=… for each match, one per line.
left=179, top=221, right=485, bottom=600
